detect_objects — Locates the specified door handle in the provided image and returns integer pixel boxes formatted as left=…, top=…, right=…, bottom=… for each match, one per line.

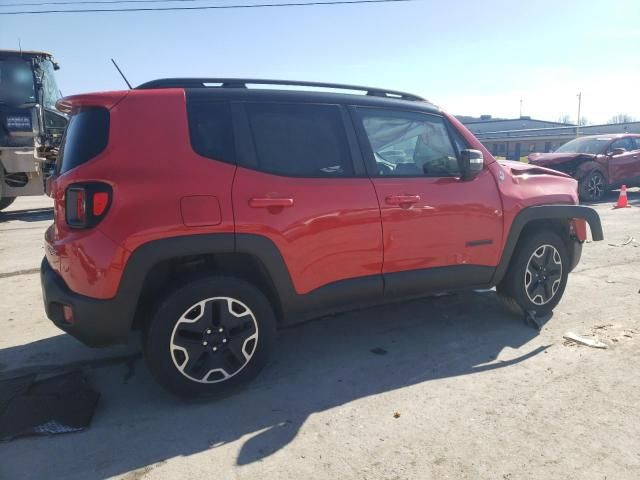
left=385, top=194, right=421, bottom=206
left=249, top=197, right=294, bottom=208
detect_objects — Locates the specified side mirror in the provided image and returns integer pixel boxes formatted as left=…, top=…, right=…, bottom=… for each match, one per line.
left=460, top=149, right=484, bottom=181
left=610, top=147, right=626, bottom=156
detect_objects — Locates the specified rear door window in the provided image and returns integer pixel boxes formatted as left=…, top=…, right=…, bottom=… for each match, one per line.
left=244, top=103, right=353, bottom=177
left=58, top=108, right=109, bottom=174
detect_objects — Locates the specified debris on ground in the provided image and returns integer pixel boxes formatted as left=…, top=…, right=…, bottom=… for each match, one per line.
left=524, top=310, right=549, bottom=331
left=0, top=370, right=99, bottom=441
left=563, top=332, right=608, bottom=349
left=608, top=236, right=640, bottom=247
left=393, top=412, right=401, bottom=419
left=566, top=325, right=638, bottom=346
left=592, top=324, right=614, bottom=331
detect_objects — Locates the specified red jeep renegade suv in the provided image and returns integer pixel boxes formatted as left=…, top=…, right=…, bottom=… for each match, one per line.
left=41, top=79, right=603, bottom=396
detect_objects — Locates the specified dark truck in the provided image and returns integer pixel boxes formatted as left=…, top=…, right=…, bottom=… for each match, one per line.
left=0, top=49, right=67, bottom=210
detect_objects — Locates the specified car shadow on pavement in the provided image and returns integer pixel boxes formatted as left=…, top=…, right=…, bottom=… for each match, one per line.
left=0, top=290, right=551, bottom=478
left=0, top=207, right=53, bottom=223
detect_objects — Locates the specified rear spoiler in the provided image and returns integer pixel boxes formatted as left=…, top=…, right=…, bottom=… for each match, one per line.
left=56, top=91, right=129, bottom=115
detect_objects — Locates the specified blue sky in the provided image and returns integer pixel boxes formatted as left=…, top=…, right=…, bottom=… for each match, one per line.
left=1, top=0, right=639, bottom=123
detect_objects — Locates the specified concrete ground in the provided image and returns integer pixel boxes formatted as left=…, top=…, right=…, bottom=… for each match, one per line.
left=0, top=192, right=639, bottom=480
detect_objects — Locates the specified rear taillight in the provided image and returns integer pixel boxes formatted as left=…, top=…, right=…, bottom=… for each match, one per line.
left=65, top=183, right=112, bottom=229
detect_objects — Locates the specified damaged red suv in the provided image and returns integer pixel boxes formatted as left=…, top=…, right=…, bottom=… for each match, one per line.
left=41, top=79, right=603, bottom=396
left=529, top=134, right=640, bottom=201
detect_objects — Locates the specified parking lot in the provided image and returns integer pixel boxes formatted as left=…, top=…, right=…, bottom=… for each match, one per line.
left=1, top=192, right=639, bottom=480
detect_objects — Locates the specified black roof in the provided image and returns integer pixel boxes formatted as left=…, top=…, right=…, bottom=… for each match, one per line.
left=136, top=78, right=439, bottom=112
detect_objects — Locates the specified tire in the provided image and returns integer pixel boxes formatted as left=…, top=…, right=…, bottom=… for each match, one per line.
left=497, top=230, right=569, bottom=316
left=578, top=170, right=607, bottom=202
left=0, top=197, right=16, bottom=211
left=143, top=276, right=277, bottom=398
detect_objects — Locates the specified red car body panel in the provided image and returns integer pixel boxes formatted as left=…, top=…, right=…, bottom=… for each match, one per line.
left=489, top=160, right=580, bottom=248
left=47, top=89, right=236, bottom=299
left=232, top=167, right=383, bottom=294
left=370, top=172, right=503, bottom=272
left=609, top=148, right=640, bottom=183
left=45, top=88, right=584, bottom=305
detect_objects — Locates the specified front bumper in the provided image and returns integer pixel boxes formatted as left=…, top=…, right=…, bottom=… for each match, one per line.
left=40, top=257, right=131, bottom=347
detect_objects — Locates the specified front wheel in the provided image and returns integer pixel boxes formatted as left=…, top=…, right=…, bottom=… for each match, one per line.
left=144, top=276, right=277, bottom=397
left=578, top=170, right=607, bottom=202
left=497, top=231, right=569, bottom=316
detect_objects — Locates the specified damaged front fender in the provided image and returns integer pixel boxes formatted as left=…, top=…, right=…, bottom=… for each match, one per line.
left=574, top=159, right=608, bottom=182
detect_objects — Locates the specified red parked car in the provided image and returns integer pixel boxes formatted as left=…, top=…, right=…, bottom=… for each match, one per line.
left=528, top=133, right=640, bottom=201
left=41, top=79, right=603, bottom=396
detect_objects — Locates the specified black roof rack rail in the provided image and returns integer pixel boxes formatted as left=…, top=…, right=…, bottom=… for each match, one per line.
left=135, top=78, right=425, bottom=101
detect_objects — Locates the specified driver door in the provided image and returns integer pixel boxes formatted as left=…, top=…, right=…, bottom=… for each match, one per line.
left=350, top=106, right=503, bottom=296
left=608, top=137, right=639, bottom=185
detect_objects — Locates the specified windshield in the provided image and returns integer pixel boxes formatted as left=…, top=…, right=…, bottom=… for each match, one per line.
left=0, top=59, right=36, bottom=105
left=555, top=137, right=610, bottom=154
left=40, top=59, right=61, bottom=109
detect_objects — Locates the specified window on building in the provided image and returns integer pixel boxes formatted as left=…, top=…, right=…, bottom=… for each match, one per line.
left=529, top=143, right=536, bottom=153
left=498, top=144, right=505, bottom=153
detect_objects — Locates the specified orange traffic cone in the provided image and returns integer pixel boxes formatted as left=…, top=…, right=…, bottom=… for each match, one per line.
left=614, top=185, right=628, bottom=209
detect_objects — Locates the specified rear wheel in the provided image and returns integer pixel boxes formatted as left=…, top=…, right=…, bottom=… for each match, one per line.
left=497, top=231, right=569, bottom=316
left=144, top=276, right=277, bottom=397
left=578, top=170, right=606, bottom=202
left=0, top=197, right=16, bottom=211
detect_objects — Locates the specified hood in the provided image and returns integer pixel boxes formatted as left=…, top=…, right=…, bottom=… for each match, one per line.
left=498, top=160, right=572, bottom=178
left=528, top=152, right=596, bottom=166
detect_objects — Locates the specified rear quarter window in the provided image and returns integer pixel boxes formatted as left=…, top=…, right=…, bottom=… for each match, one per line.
left=186, top=101, right=235, bottom=164
left=59, top=108, right=109, bottom=174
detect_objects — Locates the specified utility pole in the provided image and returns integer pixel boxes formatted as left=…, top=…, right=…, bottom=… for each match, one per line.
left=576, top=92, right=582, bottom=137
left=519, top=98, right=523, bottom=118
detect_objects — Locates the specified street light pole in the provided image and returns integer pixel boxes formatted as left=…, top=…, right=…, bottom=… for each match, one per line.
left=519, top=98, right=523, bottom=118
left=576, top=92, right=582, bottom=137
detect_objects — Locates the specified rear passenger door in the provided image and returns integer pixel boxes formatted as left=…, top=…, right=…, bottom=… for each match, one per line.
left=351, top=107, right=503, bottom=296
left=232, top=102, right=383, bottom=300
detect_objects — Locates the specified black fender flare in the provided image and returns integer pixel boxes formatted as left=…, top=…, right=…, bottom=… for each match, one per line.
left=491, top=204, right=603, bottom=285
left=118, top=232, right=380, bottom=332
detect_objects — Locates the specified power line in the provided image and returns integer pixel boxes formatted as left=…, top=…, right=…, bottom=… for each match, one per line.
left=0, top=0, right=199, bottom=8
left=0, top=0, right=417, bottom=14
